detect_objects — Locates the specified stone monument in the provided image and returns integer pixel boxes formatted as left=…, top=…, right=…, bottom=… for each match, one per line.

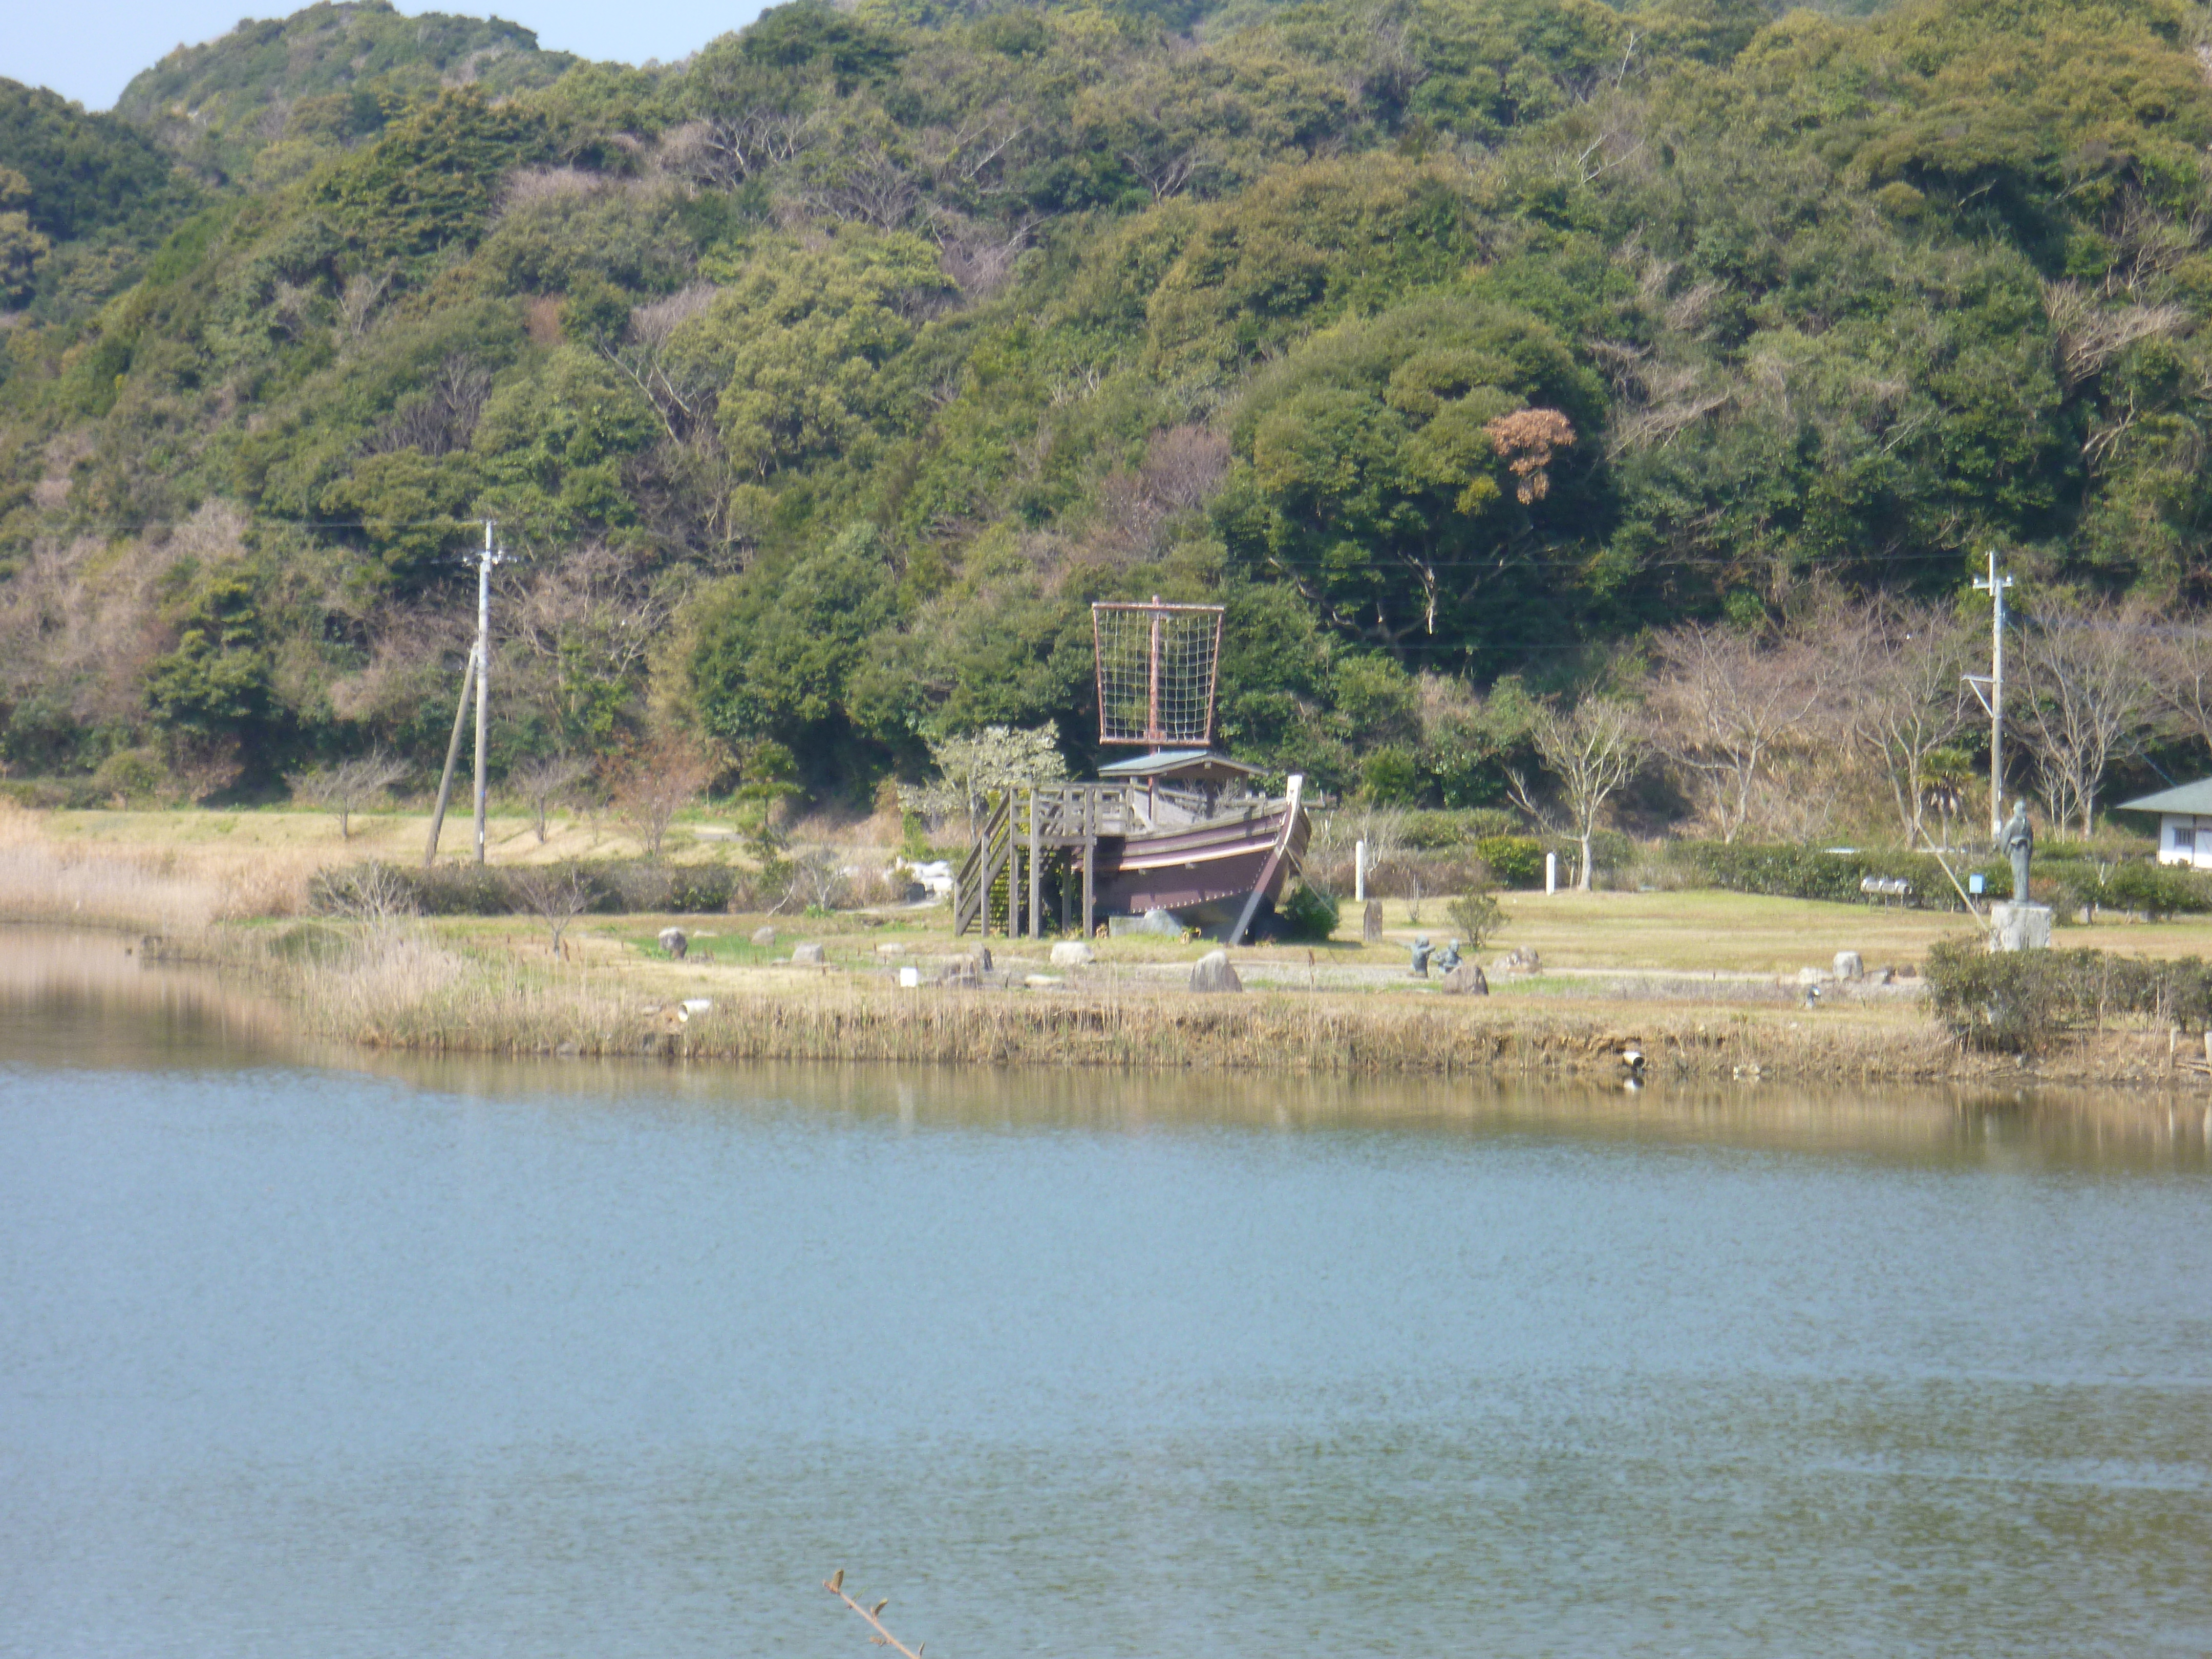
left=1990, top=797, right=2051, bottom=951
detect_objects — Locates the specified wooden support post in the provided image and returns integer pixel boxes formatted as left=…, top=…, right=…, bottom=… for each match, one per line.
left=1082, top=839, right=1095, bottom=940
left=1008, top=797, right=1022, bottom=938
left=983, top=809, right=998, bottom=937
left=1060, top=849, right=1071, bottom=936
left=1028, top=785, right=1043, bottom=940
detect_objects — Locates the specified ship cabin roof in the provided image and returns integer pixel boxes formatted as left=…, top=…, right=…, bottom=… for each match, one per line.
left=1096, top=749, right=1262, bottom=788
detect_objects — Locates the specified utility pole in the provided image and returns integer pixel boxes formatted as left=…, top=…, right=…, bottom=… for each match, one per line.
left=1968, top=550, right=2013, bottom=841
left=472, top=520, right=507, bottom=865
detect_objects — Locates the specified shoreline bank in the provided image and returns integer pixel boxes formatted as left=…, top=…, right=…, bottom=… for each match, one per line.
left=107, top=920, right=2201, bottom=1090
left=9, top=797, right=2212, bottom=1090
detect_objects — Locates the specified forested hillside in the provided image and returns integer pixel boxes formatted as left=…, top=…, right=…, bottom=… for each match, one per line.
left=2, top=0, right=2209, bottom=823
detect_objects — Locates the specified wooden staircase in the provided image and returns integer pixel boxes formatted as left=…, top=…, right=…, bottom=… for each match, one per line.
left=952, top=793, right=1016, bottom=937
left=953, top=798, right=1004, bottom=934
left=952, top=786, right=1120, bottom=939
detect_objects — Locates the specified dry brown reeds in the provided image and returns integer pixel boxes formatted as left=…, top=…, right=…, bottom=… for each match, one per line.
left=308, top=955, right=1959, bottom=1082
left=0, top=803, right=326, bottom=929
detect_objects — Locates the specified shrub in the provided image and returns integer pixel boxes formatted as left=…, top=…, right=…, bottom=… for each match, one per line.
left=1925, top=940, right=2212, bottom=1052
left=1278, top=881, right=1340, bottom=941
left=1473, top=835, right=1545, bottom=888
left=1446, top=889, right=1505, bottom=950
left=1401, top=811, right=1471, bottom=850
left=89, top=747, right=169, bottom=805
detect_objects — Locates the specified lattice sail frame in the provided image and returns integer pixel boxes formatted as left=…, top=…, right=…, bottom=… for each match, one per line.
left=1092, top=600, right=1225, bottom=748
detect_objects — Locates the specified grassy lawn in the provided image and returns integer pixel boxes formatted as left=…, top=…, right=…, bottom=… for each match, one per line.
left=1319, top=890, right=2212, bottom=975
left=24, top=806, right=2212, bottom=982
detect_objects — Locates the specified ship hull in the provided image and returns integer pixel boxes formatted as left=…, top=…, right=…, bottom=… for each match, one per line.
left=1091, top=798, right=1310, bottom=931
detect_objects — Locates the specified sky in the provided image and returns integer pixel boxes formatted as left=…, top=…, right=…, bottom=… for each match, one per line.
left=7, top=0, right=769, bottom=110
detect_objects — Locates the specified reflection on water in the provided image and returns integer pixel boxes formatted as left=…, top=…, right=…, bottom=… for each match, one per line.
left=0, top=922, right=288, bottom=1068
left=3, top=926, right=2210, bottom=1658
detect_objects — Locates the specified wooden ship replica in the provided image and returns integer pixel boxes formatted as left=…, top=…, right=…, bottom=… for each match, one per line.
left=953, top=600, right=1310, bottom=945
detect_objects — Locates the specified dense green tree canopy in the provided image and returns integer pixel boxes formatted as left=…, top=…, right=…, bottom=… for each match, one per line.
left=2, top=0, right=2210, bottom=805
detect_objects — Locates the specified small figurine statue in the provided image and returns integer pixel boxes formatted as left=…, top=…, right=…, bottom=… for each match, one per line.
left=2000, top=798, right=2034, bottom=903
left=1408, top=935, right=1433, bottom=977
left=1433, top=938, right=1462, bottom=973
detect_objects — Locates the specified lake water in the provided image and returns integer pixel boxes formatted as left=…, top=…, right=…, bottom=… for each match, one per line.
left=3, top=928, right=2209, bottom=1658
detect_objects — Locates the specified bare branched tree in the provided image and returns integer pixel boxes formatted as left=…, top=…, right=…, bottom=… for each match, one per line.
left=1851, top=598, right=1972, bottom=848
left=510, top=864, right=597, bottom=955
left=611, top=738, right=714, bottom=859
left=314, top=860, right=417, bottom=928
left=499, top=543, right=671, bottom=745
left=2017, top=599, right=2157, bottom=838
left=362, top=354, right=493, bottom=456
left=1531, top=697, right=1644, bottom=890
left=1648, top=621, right=1828, bottom=842
left=782, top=846, right=851, bottom=913
left=1321, top=803, right=1408, bottom=904
left=660, top=114, right=806, bottom=188
left=594, top=285, right=720, bottom=443
left=511, top=755, right=593, bottom=843
left=2149, top=616, right=2212, bottom=768
left=288, top=753, right=410, bottom=839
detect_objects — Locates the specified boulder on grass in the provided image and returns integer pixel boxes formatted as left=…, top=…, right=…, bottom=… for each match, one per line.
left=792, top=941, right=826, bottom=966
left=936, top=950, right=988, bottom=988
left=1109, top=909, right=1186, bottom=938
left=658, top=927, right=687, bottom=960
left=1189, top=949, right=1243, bottom=993
left=1050, top=940, right=1096, bottom=968
left=1441, top=962, right=1488, bottom=996
left=1833, top=950, right=1863, bottom=981
left=751, top=925, right=777, bottom=946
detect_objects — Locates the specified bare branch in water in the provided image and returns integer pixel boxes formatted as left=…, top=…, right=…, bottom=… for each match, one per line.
left=822, top=1571, right=927, bottom=1658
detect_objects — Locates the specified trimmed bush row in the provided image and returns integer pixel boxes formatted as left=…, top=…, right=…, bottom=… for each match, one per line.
left=1668, top=843, right=2010, bottom=910
left=310, top=860, right=769, bottom=917
left=2058, top=859, right=2212, bottom=919
left=1667, top=842, right=2212, bottom=918
left=1924, top=940, right=2212, bottom=1051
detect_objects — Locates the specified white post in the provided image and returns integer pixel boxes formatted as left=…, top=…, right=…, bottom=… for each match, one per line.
left=1973, top=549, right=2012, bottom=840
left=1545, top=850, right=1558, bottom=895
left=1354, top=839, right=1367, bottom=903
left=473, top=520, right=493, bottom=865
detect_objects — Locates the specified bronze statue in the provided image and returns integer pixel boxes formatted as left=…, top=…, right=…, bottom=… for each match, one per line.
left=2000, top=798, right=2033, bottom=903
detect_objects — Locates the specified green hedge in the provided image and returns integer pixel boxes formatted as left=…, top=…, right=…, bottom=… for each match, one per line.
left=309, top=859, right=767, bottom=917
left=2055, top=859, right=2212, bottom=919
left=1401, top=809, right=1525, bottom=849
left=1665, top=841, right=2212, bottom=916
left=1925, top=940, right=2212, bottom=1051
left=1668, top=842, right=2013, bottom=910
